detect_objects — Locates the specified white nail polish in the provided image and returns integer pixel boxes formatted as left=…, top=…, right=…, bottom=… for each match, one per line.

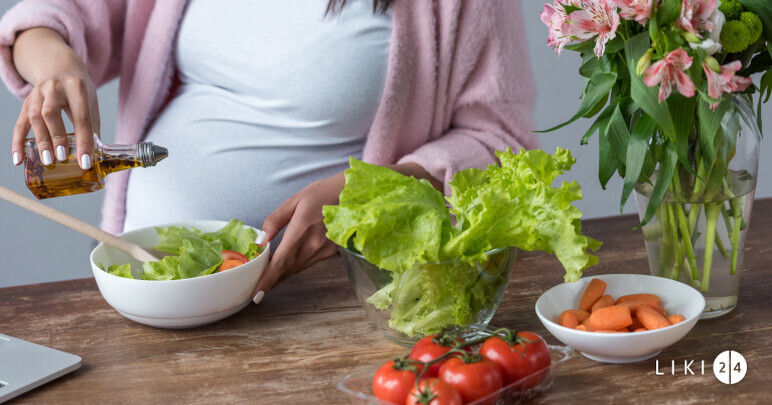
left=12, top=152, right=20, bottom=166
left=80, top=154, right=92, bottom=170
left=252, top=290, right=265, bottom=304
left=256, top=231, right=266, bottom=245
left=56, top=145, right=67, bottom=161
left=42, top=150, right=53, bottom=166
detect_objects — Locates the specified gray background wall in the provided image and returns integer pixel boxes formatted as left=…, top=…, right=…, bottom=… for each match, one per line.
left=1, top=1, right=770, bottom=287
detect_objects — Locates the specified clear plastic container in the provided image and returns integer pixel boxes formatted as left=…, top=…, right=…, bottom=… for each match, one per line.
left=337, top=344, right=574, bottom=405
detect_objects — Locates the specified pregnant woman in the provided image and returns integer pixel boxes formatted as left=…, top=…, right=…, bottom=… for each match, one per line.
left=0, top=0, right=536, bottom=302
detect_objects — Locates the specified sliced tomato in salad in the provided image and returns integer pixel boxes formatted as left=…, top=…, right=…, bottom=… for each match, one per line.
left=217, top=259, right=245, bottom=272
left=221, top=250, right=249, bottom=263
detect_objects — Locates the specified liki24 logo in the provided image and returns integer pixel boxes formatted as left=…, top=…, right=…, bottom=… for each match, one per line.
left=655, top=350, right=747, bottom=384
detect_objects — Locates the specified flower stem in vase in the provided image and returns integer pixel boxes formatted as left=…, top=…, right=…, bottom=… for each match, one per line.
left=701, top=203, right=723, bottom=293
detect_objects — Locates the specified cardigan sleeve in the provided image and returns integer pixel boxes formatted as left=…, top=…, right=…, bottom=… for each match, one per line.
left=0, top=0, right=126, bottom=98
left=397, top=0, right=538, bottom=193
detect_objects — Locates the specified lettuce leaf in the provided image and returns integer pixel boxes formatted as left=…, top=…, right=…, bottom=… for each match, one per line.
left=99, top=219, right=261, bottom=280
left=324, top=148, right=602, bottom=336
left=446, top=148, right=602, bottom=282
left=323, top=158, right=452, bottom=273
left=101, top=263, right=135, bottom=279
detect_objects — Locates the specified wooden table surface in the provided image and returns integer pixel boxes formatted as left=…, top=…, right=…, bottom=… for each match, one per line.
left=2, top=199, right=772, bottom=404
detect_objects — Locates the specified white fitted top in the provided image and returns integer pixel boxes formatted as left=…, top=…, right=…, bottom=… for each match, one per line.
left=123, top=0, right=392, bottom=232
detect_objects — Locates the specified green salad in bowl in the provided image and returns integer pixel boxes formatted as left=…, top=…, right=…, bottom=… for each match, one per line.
left=323, top=148, right=602, bottom=344
left=99, top=219, right=264, bottom=280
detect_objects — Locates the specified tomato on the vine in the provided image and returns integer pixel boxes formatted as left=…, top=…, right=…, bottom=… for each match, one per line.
left=438, top=355, right=503, bottom=403
left=479, top=331, right=551, bottom=388
left=408, top=335, right=466, bottom=378
left=372, top=358, right=423, bottom=404
left=405, top=378, right=463, bottom=405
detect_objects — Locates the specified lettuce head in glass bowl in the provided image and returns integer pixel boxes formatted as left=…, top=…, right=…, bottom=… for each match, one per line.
left=323, top=148, right=602, bottom=346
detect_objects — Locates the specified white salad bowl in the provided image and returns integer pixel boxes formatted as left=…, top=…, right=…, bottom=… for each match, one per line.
left=535, top=274, right=705, bottom=364
left=90, top=220, right=270, bottom=329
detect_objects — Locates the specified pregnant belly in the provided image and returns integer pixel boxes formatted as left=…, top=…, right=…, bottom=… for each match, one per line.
left=122, top=91, right=366, bottom=232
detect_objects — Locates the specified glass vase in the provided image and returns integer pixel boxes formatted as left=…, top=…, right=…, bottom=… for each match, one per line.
left=633, top=95, right=760, bottom=319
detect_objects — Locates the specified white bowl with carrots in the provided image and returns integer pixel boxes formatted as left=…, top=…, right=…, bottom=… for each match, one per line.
left=535, top=274, right=705, bottom=363
left=90, top=220, right=270, bottom=329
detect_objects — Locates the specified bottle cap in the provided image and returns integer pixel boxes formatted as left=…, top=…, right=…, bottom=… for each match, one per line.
left=139, top=142, right=169, bottom=167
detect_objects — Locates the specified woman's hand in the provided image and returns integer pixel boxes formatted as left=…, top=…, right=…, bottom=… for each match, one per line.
left=11, top=27, right=100, bottom=169
left=252, top=163, right=441, bottom=304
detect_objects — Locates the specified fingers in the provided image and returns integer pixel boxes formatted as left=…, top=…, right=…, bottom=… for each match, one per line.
left=63, top=76, right=96, bottom=167
left=11, top=74, right=98, bottom=169
left=252, top=217, right=337, bottom=303
left=252, top=216, right=305, bottom=301
left=41, top=82, right=69, bottom=162
left=12, top=103, right=32, bottom=165
left=25, top=90, right=54, bottom=165
left=260, top=196, right=298, bottom=245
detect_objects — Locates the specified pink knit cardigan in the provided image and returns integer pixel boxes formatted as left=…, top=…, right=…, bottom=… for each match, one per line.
left=0, top=0, right=537, bottom=234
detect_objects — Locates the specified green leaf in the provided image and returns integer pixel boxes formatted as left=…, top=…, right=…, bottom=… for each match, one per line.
left=639, top=141, right=678, bottom=226
left=625, top=33, right=677, bottom=136
left=621, top=114, right=657, bottom=213
left=667, top=93, right=698, bottom=173
left=565, top=40, right=594, bottom=54
left=606, top=105, right=631, bottom=162
left=563, top=4, right=583, bottom=15
left=579, top=52, right=600, bottom=78
left=537, top=71, right=617, bottom=132
left=605, top=36, right=626, bottom=55
left=741, top=51, right=772, bottom=76
left=598, top=123, right=620, bottom=189
left=581, top=98, right=618, bottom=144
left=758, top=69, right=772, bottom=132
left=657, top=0, right=682, bottom=27
left=698, top=97, right=731, bottom=171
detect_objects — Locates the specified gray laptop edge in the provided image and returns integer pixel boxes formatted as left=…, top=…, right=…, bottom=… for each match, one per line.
left=0, top=334, right=82, bottom=403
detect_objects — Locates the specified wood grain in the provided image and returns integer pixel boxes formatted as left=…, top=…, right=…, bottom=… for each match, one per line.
left=2, top=199, right=772, bottom=404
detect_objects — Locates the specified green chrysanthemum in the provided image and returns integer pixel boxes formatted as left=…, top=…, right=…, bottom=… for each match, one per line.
left=718, top=0, right=745, bottom=21
left=740, top=12, right=763, bottom=44
left=720, top=20, right=752, bottom=53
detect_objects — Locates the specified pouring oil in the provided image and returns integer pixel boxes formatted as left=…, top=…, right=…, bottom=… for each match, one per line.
left=24, top=134, right=168, bottom=199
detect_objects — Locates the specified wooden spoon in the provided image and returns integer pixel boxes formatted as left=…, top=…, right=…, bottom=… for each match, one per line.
left=0, top=184, right=163, bottom=262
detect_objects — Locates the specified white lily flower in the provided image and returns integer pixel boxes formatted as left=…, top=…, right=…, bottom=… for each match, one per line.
left=690, top=9, right=726, bottom=55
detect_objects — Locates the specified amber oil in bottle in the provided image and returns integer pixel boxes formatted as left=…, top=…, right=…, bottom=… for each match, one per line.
left=24, top=134, right=168, bottom=199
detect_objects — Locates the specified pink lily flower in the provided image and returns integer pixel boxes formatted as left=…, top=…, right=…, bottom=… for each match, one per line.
left=613, top=0, right=658, bottom=26
left=677, top=0, right=717, bottom=38
left=541, top=0, right=581, bottom=55
left=703, top=61, right=753, bottom=109
left=566, top=0, right=620, bottom=58
left=644, top=49, right=696, bottom=102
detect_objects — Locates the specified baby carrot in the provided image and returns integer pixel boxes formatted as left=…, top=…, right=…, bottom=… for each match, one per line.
left=628, top=316, right=644, bottom=331
left=637, top=305, right=671, bottom=330
left=558, top=310, right=580, bottom=329
left=656, top=304, right=669, bottom=317
left=575, top=324, right=591, bottom=332
left=668, top=314, right=686, bottom=324
left=588, top=304, right=633, bottom=331
left=580, top=318, right=595, bottom=331
left=616, top=293, right=661, bottom=305
left=579, top=279, right=607, bottom=312
left=633, top=328, right=648, bottom=332
left=595, top=329, right=625, bottom=333
left=567, top=309, right=590, bottom=322
left=591, top=295, right=615, bottom=312
left=618, top=297, right=660, bottom=314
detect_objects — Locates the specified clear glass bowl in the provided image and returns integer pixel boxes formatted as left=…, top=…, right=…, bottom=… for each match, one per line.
left=337, top=344, right=574, bottom=405
left=341, top=247, right=517, bottom=346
